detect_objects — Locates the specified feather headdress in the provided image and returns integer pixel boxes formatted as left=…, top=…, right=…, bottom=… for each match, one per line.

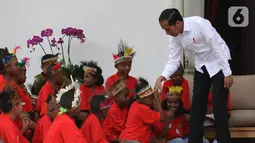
left=166, top=86, right=183, bottom=99
left=56, top=75, right=81, bottom=115
left=112, top=40, right=135, bottom=65
left=18, top=57, right=30, bottom=69
left=2, top=46, right=20, bottom=66
left=9, top=46, right=21, bottom=55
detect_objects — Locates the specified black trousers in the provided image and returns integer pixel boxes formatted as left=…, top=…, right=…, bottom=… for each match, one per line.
left=188, top=66, right=231, bottom=143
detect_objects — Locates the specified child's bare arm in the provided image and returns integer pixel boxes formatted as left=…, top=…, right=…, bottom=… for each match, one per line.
left=154, top=91, right=164, bottom=122
left=163, top=110, right=174, bottom=137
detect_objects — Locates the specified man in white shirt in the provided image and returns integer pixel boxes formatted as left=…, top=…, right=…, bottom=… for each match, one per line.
left=155, top=8, right=233, bottom=143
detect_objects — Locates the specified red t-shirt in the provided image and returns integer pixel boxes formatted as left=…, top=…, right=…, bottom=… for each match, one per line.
left=103, top=103, right=129, bottom=141
left=80, top=85, right=105, bottom=110
left=0, top=113, right=29, bottom=143
left=0, top=75, right=33, bottom=112
left=207, top=91, right=232, bottom=111
left=36, top=81, right=54, bottom=116
left=153, top=113, right=189, bottom=141
left=32, top=114, right=52, bottom=143
left=119, top=102, right=161, bottom=143
left=162, top=78, right=190, bottom=111
left=43, top=114, right=88, bottom=143
left=14, top=83, right=33, bottom=112
left=105, top=73, right=137, bottom=98
left=0, top=75, right=8, bottom=91
left=80, top=113, right=108, bottom=143
left=13, top=117, right=23, bottom=131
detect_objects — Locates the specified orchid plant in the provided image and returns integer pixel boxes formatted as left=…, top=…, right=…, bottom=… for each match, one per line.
left=27, top=27, right=86, bottom=67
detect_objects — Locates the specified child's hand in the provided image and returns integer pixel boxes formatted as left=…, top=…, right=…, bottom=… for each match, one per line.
left=166, top=109, right=175, bottom=117
left=28, top=120, right=36, bottom=129
left=22, top=118, right=30, bottom=131
left=153, top=90, right=161, bottom=101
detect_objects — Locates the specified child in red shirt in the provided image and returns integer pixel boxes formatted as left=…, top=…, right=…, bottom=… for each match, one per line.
left=100, top=96, right=111, bottom=123
left=154, top=86, right=189, bottom=143
left=32, top=95, right=59, bottom=143
left=36, top=62, right=65, bottom=116
left=80, top=95, right=110, bottom=143
left=204, top=87, right=232, bottom=143
left=162, top=63, right=190, bottom=111
left=119, top=77, right=164, bottom=143
left=43, top=77, right=88, bottom=143
left=0, top=85, right=30, bottom=143
left=77, top=61, right=105, bottom=127
left=0, top=48, right=33, bottom=113
left=205, top=88, right=232, bottom=125
left=103, top=80, right=130, bottom=142
left=105, top=40, right=138, bottom=100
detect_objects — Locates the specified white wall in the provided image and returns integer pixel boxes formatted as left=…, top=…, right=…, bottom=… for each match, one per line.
left=0, top=0, right=204, bottom=86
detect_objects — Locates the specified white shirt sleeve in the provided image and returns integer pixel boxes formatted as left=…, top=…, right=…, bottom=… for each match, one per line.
left=197, top=19, right=232, bottom=77
left=161, top=37, right=182, bottom=79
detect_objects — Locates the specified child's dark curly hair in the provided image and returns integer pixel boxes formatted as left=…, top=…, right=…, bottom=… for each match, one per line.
left=80, top=61, right=104, bottom=86
left=59, top=88, right=76, bottom=110
left=90, top=95, right=107, bottom=114
left=0, top=86, right=18, bottom=113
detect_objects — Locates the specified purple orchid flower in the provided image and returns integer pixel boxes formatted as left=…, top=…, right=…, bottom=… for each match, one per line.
left=41, top=28, right=53, bottom=37
left=51, top=38, right=57, bottom=47
left=32, top=36, right=43, bottom=43
left=57, top=38, right=64, bottom=44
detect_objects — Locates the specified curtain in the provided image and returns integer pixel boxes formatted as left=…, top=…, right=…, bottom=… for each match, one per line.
left=204, top=0, right=255, bottom=75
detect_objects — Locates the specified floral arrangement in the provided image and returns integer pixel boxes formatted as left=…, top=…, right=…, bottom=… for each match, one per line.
left=27, top=27, right=86, bottom=67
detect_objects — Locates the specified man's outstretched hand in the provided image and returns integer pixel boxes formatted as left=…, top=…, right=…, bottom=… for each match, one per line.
left=154, top=76, right=166, bottom=93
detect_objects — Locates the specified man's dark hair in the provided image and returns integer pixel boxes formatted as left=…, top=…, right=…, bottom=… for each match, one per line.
left=41, top=54, right=56, bottom=66
left=159, top=8, right=183, bottom=26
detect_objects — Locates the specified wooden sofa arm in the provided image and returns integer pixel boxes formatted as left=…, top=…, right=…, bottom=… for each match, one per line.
left=204, top=127, right=255, bottom=138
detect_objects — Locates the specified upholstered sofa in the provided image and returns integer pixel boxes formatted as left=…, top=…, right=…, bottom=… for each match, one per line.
left=183, top=75, right=255, bottom=138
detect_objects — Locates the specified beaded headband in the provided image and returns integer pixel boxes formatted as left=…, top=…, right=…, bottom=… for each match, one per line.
left=83, top=66, right=97, bottom=75
left=42, top=56, right=58, bottom=67
left=107, top=80, right=126, bottom=97
left=137, top=86, right=154, bottom=98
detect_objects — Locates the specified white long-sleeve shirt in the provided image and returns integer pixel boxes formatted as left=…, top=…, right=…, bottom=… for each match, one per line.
left=161, top=16, right=232, bottom=79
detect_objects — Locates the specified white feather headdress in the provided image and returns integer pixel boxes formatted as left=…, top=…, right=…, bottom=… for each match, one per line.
left=56, top=75, right=81, bottom=109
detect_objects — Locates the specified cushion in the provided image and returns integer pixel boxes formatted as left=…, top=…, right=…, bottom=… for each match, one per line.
left=184, top=75, right=255, bottom=110
left=229, top=110, right=255, bottom=127
left=229, top=75, right=255, bottom=110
